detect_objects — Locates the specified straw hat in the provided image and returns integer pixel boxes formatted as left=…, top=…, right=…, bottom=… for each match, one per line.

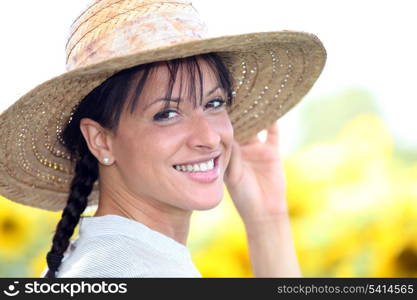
left=0, top=0, right=326, bottom=211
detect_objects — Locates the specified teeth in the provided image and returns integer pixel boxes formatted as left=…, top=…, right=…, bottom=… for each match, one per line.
left=174, top=158, right=215, bottom=172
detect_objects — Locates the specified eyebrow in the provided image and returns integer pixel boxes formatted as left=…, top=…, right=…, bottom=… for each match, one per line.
left=144, top=85, right=224, bottom=111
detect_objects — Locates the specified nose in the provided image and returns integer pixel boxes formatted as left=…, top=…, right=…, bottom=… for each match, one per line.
left=187, top=114, right=221, bottom=150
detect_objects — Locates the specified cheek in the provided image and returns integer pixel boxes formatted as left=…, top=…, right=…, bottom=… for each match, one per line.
left=219, top=114, right=234, bottom=166
left=114, top=139, right=144, bottom=178
left=117, top=127, right=181, bottom=169
left=113, top=135, right=170, bottom=190
left=226, top=116, right=234, bottom=139
left=220, top=113, right=234, bottom=147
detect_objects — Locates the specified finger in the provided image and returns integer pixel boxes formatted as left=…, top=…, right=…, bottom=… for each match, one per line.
left=265, top=121, right=279, bottom=146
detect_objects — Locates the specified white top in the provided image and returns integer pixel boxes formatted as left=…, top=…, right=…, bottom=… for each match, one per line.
left=41, top=214, right=202, bottom=278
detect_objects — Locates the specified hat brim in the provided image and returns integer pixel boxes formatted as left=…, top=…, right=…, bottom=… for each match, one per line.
left=0, top=30, right=326, bottom=211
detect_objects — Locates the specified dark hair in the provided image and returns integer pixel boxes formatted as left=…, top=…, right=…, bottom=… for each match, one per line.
left=44, top=53, right=234, bottom=278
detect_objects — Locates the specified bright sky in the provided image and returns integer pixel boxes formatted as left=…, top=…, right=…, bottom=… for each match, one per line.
left=1, top=0, right=416, bottom=153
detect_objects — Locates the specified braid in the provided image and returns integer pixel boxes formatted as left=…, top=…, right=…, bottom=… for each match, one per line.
left=44, top=151, right=98, bottom=278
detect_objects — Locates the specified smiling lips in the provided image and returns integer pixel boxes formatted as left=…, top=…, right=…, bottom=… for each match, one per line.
left=174, top=158, right=215, bottom=172
left=173, top=156, right=220, bottom=183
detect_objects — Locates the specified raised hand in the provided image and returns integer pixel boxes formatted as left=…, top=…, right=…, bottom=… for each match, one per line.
left=224, top=121, right=288, bottom=225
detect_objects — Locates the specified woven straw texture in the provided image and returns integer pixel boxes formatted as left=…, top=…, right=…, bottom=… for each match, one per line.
left=0, top=0, right=326, bottom=211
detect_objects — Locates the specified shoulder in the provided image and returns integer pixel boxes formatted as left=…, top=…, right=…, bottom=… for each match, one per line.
left=56, top=234, right=149, bottom=277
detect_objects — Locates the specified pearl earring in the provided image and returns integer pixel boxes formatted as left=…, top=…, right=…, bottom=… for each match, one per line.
left=103, top=157, right=111, bottom=165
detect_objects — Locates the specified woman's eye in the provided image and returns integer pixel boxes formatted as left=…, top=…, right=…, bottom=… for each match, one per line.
left=153, top=109, right=178, bottom=122
left=153, top=98, right=225, bottom=122
left=206, top=98, right=226, bottom=110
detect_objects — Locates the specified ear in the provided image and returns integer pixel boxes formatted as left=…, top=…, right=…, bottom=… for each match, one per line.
left=79, top=118, right=114, bottom=164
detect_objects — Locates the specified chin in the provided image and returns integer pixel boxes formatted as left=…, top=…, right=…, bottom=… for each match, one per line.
left=184, top=187, right=224, bottom=211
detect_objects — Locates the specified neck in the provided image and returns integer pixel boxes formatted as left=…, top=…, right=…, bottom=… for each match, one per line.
left=95, top=180, right=193, bottom=246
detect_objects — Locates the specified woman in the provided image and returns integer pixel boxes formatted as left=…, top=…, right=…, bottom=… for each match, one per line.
left=0, top=0, right=326, bottom=277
